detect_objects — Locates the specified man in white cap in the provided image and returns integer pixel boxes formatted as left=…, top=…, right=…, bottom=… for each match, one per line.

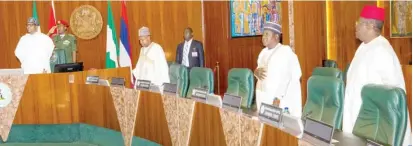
left=254, top=22, right=302, bottom=117
left=15, top=17, right=54, bottom=74
left=132, top=26, right=170, bottom=86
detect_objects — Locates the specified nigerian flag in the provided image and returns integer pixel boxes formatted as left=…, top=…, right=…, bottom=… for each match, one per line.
left=32, top=1, right=41, bottom=32
left=106, top=1, right=119, bottom=68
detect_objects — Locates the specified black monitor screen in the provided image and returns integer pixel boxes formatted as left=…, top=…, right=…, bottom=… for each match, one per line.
left=54, top=62, right=84, bottom=73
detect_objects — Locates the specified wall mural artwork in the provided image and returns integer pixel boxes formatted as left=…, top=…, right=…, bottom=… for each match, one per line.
left=390, top=0, right=412, bottom=38
left=230, top=0, right=282, bottom=38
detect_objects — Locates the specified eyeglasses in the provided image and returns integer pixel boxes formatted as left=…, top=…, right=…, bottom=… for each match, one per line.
left=355, top=21, right=368, bottom=27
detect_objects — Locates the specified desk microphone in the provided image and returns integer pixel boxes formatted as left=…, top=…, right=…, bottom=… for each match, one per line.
left=301, top=111, right=313, bottom=125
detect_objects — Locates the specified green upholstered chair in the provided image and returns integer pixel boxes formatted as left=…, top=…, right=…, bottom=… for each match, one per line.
left=167, top=61, right=174, bottom=68
left=323, top=59, right=338, bottom=68
left=352, top=84, right=408, bottom=146
left=312, top=67, right=343, bottom=81
left=186, top=67, right=214, bottom=98
left=225, top=68, right=254, bottom=109
left=303, top=76, right=344, bottom=129
left=168, top=64, right=189, bottom=97
left=344, top=64, right=350, bottom=83
left=50, top=49, right=67, bottom=73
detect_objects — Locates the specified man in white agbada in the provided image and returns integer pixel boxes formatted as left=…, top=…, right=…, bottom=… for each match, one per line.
left=15, top=17, right=54, bottom=74
left=254, top=22, right=302, bottom=117
left=343, top=5, right=411, bottom=145
left=132, top=27, right=170, bottom=86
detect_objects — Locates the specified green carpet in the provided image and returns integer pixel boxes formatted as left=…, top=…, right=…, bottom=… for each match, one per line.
left=0, top=123, right=159, bottom=146
left=0, top=142, right=96, bottom=146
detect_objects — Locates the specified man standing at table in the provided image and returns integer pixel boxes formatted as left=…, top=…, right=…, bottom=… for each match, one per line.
left=343, top=5, right=411, bottom=145
left=49, top=20, right=77, bottom=63
left=15, top=17, right=54, bottom=74
left=175, top=27, right=205, bottom=69
left=48, top=20, right=77, bottom=72
left=254, top=22, right=302, bottom=117
left=132, top=27, right=170, bottom=86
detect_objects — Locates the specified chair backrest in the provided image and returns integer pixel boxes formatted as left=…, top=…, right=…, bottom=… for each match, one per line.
left=186, top=67, right=214, bottom=97
left=167, top=61, right=174, bottom=68
left=352, top=84, right=407, bottom=146
left=323, top=59, right=338, bottom=68
left=225, top=68, right=254, bottom=109
left=343, top=64, right=350, bottom=83
left=168, top=64, right=189, bottom=97
left=303, top=76, right=344, bottom=129
left=312, top=67, right=343, bottom=81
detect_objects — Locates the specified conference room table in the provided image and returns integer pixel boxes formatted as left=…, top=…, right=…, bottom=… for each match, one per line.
left=10, top=67, right=402, bottom=146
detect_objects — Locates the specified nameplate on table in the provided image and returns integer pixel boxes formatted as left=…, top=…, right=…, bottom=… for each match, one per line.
left=222, top=93, right=242, bottom=112
left=366, top=139, right=384, bottom=146
left=163, top=83, right=177, bottom=95
left=149, top=84, right=161, bottom=93
left=111, top=77, right=125, bottom=87
left=258, top=103, right=283, bottom=127
left=85, top=75, right=99, bottom=85
left=191, top=88, right=208, bottom=103
left=135, top=80, right=151, bottom=90
left=98, top=79, right=110, bottom=87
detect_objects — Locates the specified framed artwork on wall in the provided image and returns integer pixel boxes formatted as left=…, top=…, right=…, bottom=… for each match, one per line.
left=390, top=0, right=412, bottom=38
left=230, top=0, right=282, bottom=38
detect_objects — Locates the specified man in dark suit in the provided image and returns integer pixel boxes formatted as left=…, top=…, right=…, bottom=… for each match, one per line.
left=176, top=27, right=204, bottom=68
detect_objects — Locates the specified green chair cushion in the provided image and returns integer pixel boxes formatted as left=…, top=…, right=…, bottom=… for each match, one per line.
left=323, top=59, right=338, bottom=68
left=344, top=64, right=350, bottom=83
left=186, top=67, right=214, bottom=97
left=312, top=67, right=343, bottom=81
left=168, top=64, right=189, bottom=97
left=352, top=84, right=407, bottom=146
left=225, top=68, right=254, bottom=109
left=303, top=76, right=344, bottom=129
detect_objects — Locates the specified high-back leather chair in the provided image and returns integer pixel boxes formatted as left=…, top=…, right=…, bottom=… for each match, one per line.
left=168, top=64, right=189, bottom=97
left=303, top=76, right=344, bottom=129
left=167, top=61, right=174, bottom=68
left=352, top=84, right=408, bottom=146
left=343, top=64, right=350, bottom=83
left=186, top=67, right=214, bottom=97
left=312, top=67, right=343, bottom=81
left=323, top=59, right=338, bottom=68
left=225, top=68, right=254, bottom=109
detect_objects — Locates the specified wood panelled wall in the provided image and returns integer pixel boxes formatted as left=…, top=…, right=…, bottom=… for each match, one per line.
left=203, top=1, right=326, bottom=104
left=329, top=1, right=412, bottom=69
left=0, top=1, right=203, bottom=70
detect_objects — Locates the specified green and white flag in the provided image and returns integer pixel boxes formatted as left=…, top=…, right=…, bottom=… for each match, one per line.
left=105, top=0, right=119, bottom=68
left=32, top=1, right=41, bottom=32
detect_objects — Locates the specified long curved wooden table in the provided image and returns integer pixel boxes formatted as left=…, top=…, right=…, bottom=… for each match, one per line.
left=12, top=66, right=412, bottom=146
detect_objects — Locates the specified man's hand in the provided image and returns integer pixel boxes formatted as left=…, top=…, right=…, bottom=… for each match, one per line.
left=47, top=26, right=57, bottom=36
left=254, top=67, right=267, bottom=80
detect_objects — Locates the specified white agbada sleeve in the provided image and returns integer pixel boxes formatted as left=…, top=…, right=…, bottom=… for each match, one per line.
left=264, top=46, right=293, bottom=100
left=14, top=37, right=26, bottom=63
left=154, top=45, right=170, bottom=85
left=372, top=47, right=405, bottom=89
left=132, top=48, right=144, bottom=82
